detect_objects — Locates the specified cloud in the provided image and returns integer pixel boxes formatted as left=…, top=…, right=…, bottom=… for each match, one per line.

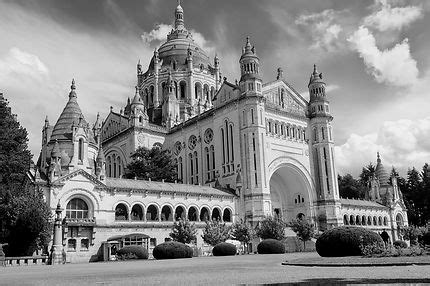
left=348, top=26, right=418, bottom=87
left=295, top=9, right=346, bottom=52
left=141, top=23, right=215, bottom=55
left=0, top=47, right=49, bottom=82
left=364, top=0, right=423, bottom=31
left=335, top=117, right=430, bottom=176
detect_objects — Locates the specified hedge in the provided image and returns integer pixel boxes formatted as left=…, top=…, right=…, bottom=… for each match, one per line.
left=152, top=241, right=193, bottom=259
left=316, top=226, right=384, bottom=257
left=212, top=242, right=237, bottom=256
left=393, top=240, right=408, bottom=248
left=422, top=232, right=430, bottom=246
left=257, top=239, right=285, bottom=254
left=116, top=246, right=148, bottom=260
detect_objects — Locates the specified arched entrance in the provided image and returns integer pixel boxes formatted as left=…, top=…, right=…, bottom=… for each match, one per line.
left=268, top=163, right=313, bottom=222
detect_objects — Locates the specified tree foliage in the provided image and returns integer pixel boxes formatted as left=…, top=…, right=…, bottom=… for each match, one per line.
left=0, top=96, right=32, bottom=197
left=255, top=216, right=285, bottom=240
left=1, top=191, right=52, bottom=256
left=201, top=220, right=230, bottom=246
left=359, top=163, right=376, bottom=187
left=338, top=174, right=366, bottom=199
left=289, top=218, right=315, bottom=250
left=230, top=219, right=255, bottom=245
left=169, top=218, right=197, bottom=244
left=125, top=146, right=177, bottom=182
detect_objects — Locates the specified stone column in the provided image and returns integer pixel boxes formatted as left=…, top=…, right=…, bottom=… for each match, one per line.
left=50, top=202, right=64, bottom=265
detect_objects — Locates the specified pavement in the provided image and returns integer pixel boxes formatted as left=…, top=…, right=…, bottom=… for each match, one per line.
left=1, top=252, right=430, bottom=285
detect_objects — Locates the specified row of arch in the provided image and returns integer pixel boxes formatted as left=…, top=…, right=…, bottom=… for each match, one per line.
left=115, top=203, right=232, bottom=223
left=142, top=81, right=215, bottom=107
left=343, top=214, right=389, bottom=227
left=266, top=119, right=306, bottom=142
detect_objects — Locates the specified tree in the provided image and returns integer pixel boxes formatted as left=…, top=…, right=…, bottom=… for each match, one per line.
left=338, top=174, right=365, bottom=199
left=230, top=220, right=255, bottom=253
left=359, top=163, right=375, bottom=187
left=255, top=216, right=285, bottom=240
left=289, top=218, right=315, bottom=250
left=0, top=95, right=32, bottom=197
left=401, top=225, right=424, bottom=245
left=201, top=220, right=230, bottom=246
left=3, top=191, right=52, bottom=256
left=125, top=146, right=177, bottom=182
left=169, top=218, right=197, bottom=244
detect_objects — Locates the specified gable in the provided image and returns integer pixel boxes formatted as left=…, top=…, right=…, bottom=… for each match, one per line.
left=263, top=80, right=307, bottom=116
left=213, top=81, right=240, bottom=108
left=51, top=169, right=107, bottom=188
left=101, top=111, right=129, bottom=141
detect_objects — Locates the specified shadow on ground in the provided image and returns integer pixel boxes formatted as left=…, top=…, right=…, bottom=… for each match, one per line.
left=241, top=278, right=430, bottom=285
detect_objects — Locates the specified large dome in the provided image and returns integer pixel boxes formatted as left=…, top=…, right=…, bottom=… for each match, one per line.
left=145, top=2, right=210, bottom=74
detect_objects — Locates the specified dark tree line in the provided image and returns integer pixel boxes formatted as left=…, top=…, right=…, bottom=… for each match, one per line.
left=338, top=163, right=430, bottom=226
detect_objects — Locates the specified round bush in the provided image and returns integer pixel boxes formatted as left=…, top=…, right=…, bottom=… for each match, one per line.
left=116, top=246, right=148, bottom=260
left=316, top=226, right=384, bottom=257
left=152, top=241, right=193, bottom=260
left=257, top=239, right=285, bottom=254
left=212, top=242, right=237, bottom=256
left=393, top=240, right=408, bottom=248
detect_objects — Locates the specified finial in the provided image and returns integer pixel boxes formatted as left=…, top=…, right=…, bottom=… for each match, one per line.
left=313, top=64, right=318, bottom=74
left=45, top=115, right=49, bottom=122
left=135, top=85, right=139, bottom=94
left=177, top=0, right=181, bottom=5
left=71, top=79, right=76, bottom=90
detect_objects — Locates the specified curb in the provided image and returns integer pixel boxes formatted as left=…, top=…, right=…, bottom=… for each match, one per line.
left=282, top=261, right=430, bottom=267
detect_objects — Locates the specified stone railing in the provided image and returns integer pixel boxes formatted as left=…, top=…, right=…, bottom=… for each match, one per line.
left=3, top=256, right=49, bottom=267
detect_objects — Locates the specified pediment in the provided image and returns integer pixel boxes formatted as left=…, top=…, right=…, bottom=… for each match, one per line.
left=51, top=169, right=107, bottom=188
left=213, top=81, right=240, bottom=107
left=263, top=80, right=307, bottom=116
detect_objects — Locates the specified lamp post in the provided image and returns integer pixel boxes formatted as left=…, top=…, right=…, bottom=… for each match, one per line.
left=50, top=201, right=64, bottom=265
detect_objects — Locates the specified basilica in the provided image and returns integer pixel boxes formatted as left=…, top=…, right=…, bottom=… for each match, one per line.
left=31, top=2, right=408, bottom=263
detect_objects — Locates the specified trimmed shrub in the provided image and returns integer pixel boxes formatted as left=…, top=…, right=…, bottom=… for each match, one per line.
left=257, top=239, right=285, bottom=254
left=316, top=226, right=384, bottom=257
left=393, top=240, right=408, bottom=249
left=212, top=242, right=237, bottom=256
left=152, top=241, right=193, bottom=259
left=116, top=246, right=148, bottom=260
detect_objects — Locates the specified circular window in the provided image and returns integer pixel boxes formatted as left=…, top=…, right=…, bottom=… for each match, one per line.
left=174, top=141, right=182, bottom=155
left=188, top=135, right=197, bottom=150
left=204, top=128, right=214, bottom=144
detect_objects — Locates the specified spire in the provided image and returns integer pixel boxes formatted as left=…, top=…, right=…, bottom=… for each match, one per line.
left=308, top=64, right=324, bottom=87
left=377, top=151, right=381, bottom=163
left=174, top=0, right=185, bottom=30
left=69, top=79, right=77, bottom=98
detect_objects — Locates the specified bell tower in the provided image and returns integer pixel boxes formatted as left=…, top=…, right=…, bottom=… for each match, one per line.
left=307, top=64, right=341, bottom=228
left=239, top=37, right=262, bottom=97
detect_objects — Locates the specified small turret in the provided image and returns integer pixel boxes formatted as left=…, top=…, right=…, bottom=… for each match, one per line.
left=93, top=112, right=102, bottom=144
left=308, top=64, right=331, bottom=119
left=276, top=67, right=284, bottom=80
left=239, top=36, right=262, bottom=96
left=174, top=0, right=185, bottom=31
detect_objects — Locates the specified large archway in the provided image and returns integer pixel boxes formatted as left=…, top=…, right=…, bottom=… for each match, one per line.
left=268, top=163, right=313, bottom=222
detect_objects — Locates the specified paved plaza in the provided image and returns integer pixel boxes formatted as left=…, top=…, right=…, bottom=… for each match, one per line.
left=1, top=253, right=430, bottom=285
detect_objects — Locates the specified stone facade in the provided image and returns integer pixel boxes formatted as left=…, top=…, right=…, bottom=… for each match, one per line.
left=31, top=2, right=408, bottom=263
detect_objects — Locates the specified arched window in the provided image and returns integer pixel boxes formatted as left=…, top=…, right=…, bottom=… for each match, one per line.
left=396, top=214, right=403, bottom=227
left=78, top=138, right=84, bottom=162
left=350, top=215, right=355, bottom=225
left=210, top=145, right=215, bottom=179
left=131, top=204, right=144, bottom=221
left=383, top=217, right=388, bottom=226
left=205, top=147, right=210, bottom=181
left=146, top=205, right=158, bottom=221
left=175, top=206, right=185, bottom=221
left=229, top=124, right=234, bottom=165
left=66, top=198, right=88, bottom=219
left=115, top=203, right=128, bottom=221
left=189, top=153, right=193, bottom=184
left=178, top=157, right=183, bottom=182
left=193, top=151, right=198, bottom=184
left=107, top=156, right=112, bottom=177
left=180, top=81, right=186, bottom=99
left=367, top=216, right=372, bottom=225
left=223, top=209, right=231, bottom=222
left=203, top=84, right=209, bottom=101
left=378, top=216, right=382, bottom=226
left=373, top=216, right=377, bottom=225
left=161, top=205, right=172, bottom=221
left=188, top=207, right=198, bottom=221
left=195, top=82, right=202, bottom=99
left=362, top=215, right=366, bottom=226
left=200, top=207, right=209, bottom=221
left=343, top=214, right=349, bottom=225
left=113, top=154, right=117, bottom=178
left=211, top=208, right=221, bottom=220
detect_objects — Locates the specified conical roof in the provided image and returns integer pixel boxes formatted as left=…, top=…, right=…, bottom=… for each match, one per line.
left=50, top=80, right=95, bottom=143
left=375, top=152, right=390, bottom=186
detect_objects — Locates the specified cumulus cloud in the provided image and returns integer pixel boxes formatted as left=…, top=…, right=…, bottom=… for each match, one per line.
left=295, top=9, right=346, bottom=52
left=364, top=0, right=423, bottom=31
left=348, top=26, right=418, bottom=87
left=335, top=117, right=430, bottom=176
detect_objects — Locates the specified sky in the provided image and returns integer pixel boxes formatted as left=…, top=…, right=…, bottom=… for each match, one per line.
left=0, top=0, right=429, bottom=177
